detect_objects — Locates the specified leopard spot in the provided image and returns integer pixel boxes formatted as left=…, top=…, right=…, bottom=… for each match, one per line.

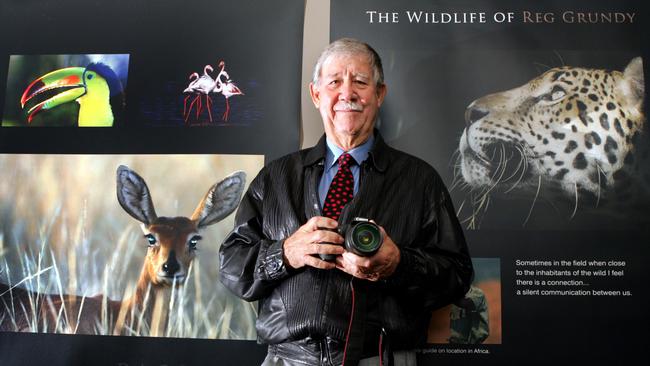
left=573, top=152, right=588, bottom=169
left=551, top=131, right=565, bottom=140
left=564, top=140, right=578, bottom=153
left=555, top=168, right=569, bottom=180
left=614, top=119, right=625, bottom=137
left=605, top=135, right=618, bottom=152
left=599, top=113, right=610, bottom=130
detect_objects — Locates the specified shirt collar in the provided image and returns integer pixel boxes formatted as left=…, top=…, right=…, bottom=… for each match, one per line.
left=303, top=130, right=388, bottom=173
left=324, top=134, right=375, bottom=170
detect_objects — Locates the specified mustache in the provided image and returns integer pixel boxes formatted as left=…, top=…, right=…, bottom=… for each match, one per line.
left=334, top=101, right=363, bottom=112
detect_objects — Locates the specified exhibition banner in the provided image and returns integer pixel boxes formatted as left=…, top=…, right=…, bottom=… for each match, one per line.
left=0, top=0, right=304, bottom=365
left=332, top=0, right=648, bottom=364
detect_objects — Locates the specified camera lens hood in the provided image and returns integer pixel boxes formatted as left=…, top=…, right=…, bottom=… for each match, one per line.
left=345, top=219, right=383, bottom=256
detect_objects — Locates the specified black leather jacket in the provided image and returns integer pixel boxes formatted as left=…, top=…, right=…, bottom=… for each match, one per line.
left=219, top=132, right=473, bottom=359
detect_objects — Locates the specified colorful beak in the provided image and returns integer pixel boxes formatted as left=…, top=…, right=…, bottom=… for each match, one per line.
left=20, top=67, right=87, bottom=123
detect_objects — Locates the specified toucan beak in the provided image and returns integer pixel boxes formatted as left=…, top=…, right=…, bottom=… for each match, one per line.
left=20, top=67, right=87, bottom=123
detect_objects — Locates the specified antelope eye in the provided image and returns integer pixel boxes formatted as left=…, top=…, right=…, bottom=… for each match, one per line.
left=189, top=235, right=202, bottom=250
left=144, top=234, right=157, bottom=246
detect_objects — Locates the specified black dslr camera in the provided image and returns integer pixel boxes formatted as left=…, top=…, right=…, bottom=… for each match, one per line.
left=320, top=217, right=384, bottom=262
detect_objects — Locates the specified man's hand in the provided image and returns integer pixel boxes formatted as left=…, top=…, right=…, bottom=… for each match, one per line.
left=335, top=225, right=400, bottom=281
left=283, top=216, right=345, bottom=270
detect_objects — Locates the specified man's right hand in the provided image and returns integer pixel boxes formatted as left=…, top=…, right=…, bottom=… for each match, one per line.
left=283, top=216, right=345, bottom=270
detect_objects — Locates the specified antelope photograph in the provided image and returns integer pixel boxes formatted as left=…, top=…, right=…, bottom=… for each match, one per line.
left=0, top=154, right=261, bottom=339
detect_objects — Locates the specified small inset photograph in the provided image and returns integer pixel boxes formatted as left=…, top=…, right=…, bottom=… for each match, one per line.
left=427, top=258, right=501, bottom=344
left=179, top=61, right=246, bottom=125
left=0, top=154, right=263, bottom=339
left=2, top=54, right=129, bottom=127
left=134, top=55, right=259, bottom=128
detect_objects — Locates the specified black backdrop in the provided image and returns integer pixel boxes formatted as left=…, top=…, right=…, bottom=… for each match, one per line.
left=332, top=0, right=649, bottom=364
left=0, top=0, right=302, bottom=160
left=0, top=0, right=303, bottom=365
left=2, top=0, right=649, bottom=365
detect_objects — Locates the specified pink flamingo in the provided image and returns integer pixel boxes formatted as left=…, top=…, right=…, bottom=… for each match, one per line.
left=183, top=65, right=216, bottom=123
left=183, top=72, right=199, bottom=119
left=212, top=60, right=244, bottom=122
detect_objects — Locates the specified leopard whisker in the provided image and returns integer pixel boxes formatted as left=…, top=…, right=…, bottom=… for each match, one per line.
left=504, top=145, right=528, bottom=191
left=533, top=62, right=552, bottom=75
left=570, top=182, right=579, bottom=219
left=553, top=50, right=566, bottom=67
left=595, top=163, right=606, bottom=207
left=516, top=146, right=531, bottom=187
left=486, top=144, right=508, bottom=192
left=485, top=144, right=505, bottom=188
left=456, top=199, right=466, bottom=217
left=449, top=149, right=462, bottom=165
left=502, top=146, right=523, bottom=182
left=449, top=150, right=468, bottom=192
left=463, top=192, right=482, bottom=229
left=450, top=164, right=465, bottom=191
left=523, top=175, right=542, bottom=226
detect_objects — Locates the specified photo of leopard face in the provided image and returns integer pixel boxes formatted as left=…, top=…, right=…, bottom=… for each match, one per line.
left=457, top=57, right=646, bottom=227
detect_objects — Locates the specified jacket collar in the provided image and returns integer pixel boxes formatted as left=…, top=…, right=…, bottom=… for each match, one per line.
left=303, top=129, right=389, bottom=173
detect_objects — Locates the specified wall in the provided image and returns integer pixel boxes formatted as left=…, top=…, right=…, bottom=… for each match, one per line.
left=301, top=0, right=330, bottom=148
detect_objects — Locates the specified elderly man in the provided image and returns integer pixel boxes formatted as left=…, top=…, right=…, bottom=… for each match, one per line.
left=219, top=38, right=473, bottom=366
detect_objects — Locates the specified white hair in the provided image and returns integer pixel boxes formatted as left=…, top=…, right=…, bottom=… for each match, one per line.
left=312, top=38, right=384, bottom=87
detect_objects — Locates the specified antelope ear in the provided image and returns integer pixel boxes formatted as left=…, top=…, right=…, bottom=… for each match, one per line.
left=116, top=165, right=158, bottom=225
left=191, top=171, right=246, bottom=228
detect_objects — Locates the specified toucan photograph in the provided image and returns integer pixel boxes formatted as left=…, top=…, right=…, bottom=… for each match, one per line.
left=2, top=54, right=129, bottom=127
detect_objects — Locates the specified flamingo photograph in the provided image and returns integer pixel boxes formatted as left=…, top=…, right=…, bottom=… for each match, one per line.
left=183, top=60, right=245, bottom=125
left=133, top=48, right=260, bottom=128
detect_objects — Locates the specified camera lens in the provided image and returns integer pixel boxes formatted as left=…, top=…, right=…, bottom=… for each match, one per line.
left=346, top=222, right=382, bottom=256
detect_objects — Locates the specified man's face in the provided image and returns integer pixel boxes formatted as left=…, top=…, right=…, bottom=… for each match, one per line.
left=310, top=54, right=387, bottom=149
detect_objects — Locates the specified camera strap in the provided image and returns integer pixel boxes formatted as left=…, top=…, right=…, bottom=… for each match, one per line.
left=379, top=328, right=393, bottom=366
left=342, top=277, right=393, bottom=366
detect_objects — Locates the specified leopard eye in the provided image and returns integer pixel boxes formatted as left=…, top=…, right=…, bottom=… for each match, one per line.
left=550, top=85, right=566, bottom=101
left=541, top=85, right=567, bottom=102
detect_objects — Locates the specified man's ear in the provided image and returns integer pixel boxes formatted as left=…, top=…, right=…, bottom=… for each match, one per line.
left=309, top=82, right=321, bottom=108
left=377, top=84, right=387, bottom=107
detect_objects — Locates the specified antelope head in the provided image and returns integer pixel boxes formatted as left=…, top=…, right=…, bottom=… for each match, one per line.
left=116, top=165, right=246, bottom=287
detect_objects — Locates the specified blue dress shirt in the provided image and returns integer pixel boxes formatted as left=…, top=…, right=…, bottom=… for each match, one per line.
left=318, top=134, right=374, bottom=209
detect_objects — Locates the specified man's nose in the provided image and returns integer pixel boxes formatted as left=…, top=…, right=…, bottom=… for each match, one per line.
left=338, top=80, right=358, bottom=101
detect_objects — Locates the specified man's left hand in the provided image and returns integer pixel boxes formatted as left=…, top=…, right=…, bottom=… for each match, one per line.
left=335, top=225, right=400, bottom=281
